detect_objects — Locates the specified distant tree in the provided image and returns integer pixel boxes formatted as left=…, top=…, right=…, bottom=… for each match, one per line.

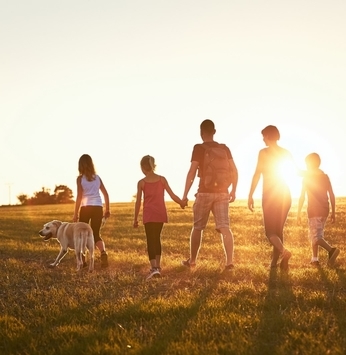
left=17, top=185, right=74, bottom=205
left=17, top=194, right=28, bottom=205
left=54, top=185, right=74, bottom=204
left=30, top=187, right=53, bottom=205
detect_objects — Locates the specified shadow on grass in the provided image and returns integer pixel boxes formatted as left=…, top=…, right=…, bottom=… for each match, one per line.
left=250, top=267, right=295, bottom=354
left=317, top=265, right=346, bottom=343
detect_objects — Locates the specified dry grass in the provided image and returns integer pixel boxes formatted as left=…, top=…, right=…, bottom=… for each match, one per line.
left=1, top=199, right=346, bottom=354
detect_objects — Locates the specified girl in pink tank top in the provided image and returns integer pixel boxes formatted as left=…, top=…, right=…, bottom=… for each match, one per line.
left=133, top=155, right=185, bottom=280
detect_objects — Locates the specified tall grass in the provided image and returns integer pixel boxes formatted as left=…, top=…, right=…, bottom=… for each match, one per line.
left=0, top=199, right=345, bottom=354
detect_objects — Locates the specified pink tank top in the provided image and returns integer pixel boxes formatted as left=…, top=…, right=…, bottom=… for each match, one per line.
left=142, top=178, right=168, bottom=224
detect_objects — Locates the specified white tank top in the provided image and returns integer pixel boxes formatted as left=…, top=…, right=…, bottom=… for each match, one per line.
left=81, top=175, right=103, bottom=207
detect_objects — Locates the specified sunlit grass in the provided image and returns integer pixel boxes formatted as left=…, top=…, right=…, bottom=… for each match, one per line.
left=0, top=199, right=346, bottom=354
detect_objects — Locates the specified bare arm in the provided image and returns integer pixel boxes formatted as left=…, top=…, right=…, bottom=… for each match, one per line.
left=73, top=176, right=83, bottom=222
left=161, top=176, right=185, bottom=208
left=229, top=158, right=238, bottom=203
left=99, top=178, right=110, bottom=218
left=297, top=183, right=306, bottom=224
left=327, top=178, right=336, bottom=223
left=133, top=180, right=143, bottom=228
left=182, top=161, right=199, bottom=201
left=248, top=151, right=262, bottom=212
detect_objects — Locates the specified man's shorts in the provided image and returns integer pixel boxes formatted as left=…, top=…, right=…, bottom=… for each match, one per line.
left=308, top=217, right=327, bottom=244
left=193, top=193, right=230, bottom=232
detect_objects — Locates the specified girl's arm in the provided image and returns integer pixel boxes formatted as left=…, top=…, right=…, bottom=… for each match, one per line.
left=99, top=178, right=110, bottom=218
left=162, top=176, right=185, bottom=208
left=73, top=176, right=83, bottom=222
left=134, top=180, right=143, bottom=227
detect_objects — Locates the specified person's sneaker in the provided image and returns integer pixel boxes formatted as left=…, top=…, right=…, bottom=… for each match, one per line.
left=100, top=251, right=109, bottom=268
left=181, top=258, right=196, bottom=268
left=280, top=249, right=292, bottom=271
left=224, top=264, right=234, bottom=272
left=146, top=268, right=161, bottom=280
left=328, top=247, right=340, bottom=266
left=310, top=260, right=320, bottom=267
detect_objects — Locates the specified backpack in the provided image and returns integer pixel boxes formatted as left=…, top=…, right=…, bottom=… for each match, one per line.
left=200, top=143, right=233, bottom=190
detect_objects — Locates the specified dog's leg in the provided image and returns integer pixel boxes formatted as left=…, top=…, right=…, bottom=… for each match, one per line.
left=49, top=248, right=68, bottom=267
left=75, top=251, right=84, bottom=271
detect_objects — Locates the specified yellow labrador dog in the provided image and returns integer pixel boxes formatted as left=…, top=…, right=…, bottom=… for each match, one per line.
left=39, top=220, right=95, bottom=272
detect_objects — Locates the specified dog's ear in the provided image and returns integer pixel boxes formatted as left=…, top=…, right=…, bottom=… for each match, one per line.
left=52, top=220, right=62, bottom=228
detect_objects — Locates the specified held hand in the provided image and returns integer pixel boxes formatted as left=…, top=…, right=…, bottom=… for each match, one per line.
left=180, top=198, right=188, bottom=209
left=247, top=197, right=254, bottom=212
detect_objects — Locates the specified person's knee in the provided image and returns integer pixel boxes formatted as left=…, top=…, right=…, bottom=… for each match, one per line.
left=218, top=227, right=233, bottom=238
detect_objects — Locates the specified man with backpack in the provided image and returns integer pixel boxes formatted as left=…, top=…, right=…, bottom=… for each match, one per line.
left=181, top=119, right=238, bottom=271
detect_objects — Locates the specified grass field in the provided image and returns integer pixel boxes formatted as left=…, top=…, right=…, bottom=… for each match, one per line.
left=0, top=199, right=346, bottom=355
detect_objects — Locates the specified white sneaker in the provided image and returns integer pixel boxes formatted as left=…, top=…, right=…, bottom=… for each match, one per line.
left=146, top=268, right=161, bottom=280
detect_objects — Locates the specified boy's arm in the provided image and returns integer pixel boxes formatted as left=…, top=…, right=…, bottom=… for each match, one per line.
left=327, top=177, right=336, bottom=223
left=297, top=185, right=306, bottom=224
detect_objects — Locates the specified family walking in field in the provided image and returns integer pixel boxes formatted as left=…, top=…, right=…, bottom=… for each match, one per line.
left=73, top=120, right=340, bottom=280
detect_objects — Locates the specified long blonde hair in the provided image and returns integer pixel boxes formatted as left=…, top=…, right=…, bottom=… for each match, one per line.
left=140, top=155, right=156, bottom=172
left=78, top=154, right=96, bottom=181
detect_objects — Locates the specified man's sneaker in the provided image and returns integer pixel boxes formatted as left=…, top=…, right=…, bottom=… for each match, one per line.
left=100, top=251, right=109, bottom=268
left=146, top=268, right=161, bottom=280
left=181, top=258, right=196, bottom=268
left=280, top=249, right=292, bottom=271
left=311, top=260, right=320, bottom=267
left=224, top=264, right=234, bottom=272
left=328, top=247, right=340, bottom=266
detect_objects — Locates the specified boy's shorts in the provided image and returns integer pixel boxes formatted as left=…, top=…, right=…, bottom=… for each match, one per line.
left=308, top=217, right=327, bottom=244
left=193, top=193, right=230, bottom=232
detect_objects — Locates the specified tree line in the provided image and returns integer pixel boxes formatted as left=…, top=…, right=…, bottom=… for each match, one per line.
left=17, top=185, right=74, bottom=205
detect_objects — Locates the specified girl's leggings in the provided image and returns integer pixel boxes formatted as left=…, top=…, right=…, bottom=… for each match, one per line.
left=144, top=222, right=163, bottom=261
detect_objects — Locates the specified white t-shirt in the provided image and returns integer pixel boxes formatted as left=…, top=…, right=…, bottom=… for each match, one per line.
left=81, top=175, right=103, bottom=207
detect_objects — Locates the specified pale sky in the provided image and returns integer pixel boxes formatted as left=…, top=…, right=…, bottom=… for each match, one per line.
left=1, top=0, right=345, bottom=206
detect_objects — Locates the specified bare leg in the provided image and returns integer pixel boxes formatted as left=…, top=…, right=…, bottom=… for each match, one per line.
left=96, top=240, right=106, bottom=253
left=312, top=242, right=319, bottom=258
left=268, top=235, right=285, bottom=253
left=271, top=246, right=281, bottom=268
left=155, top=255, right=161, bottom=269
left=219, top=227, right=234, bottom=266
left=316, top=239, right=332, bottom=252
left=189, top=228, right=202, bottom=265
left=269, top=235, right=291, bottom=270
